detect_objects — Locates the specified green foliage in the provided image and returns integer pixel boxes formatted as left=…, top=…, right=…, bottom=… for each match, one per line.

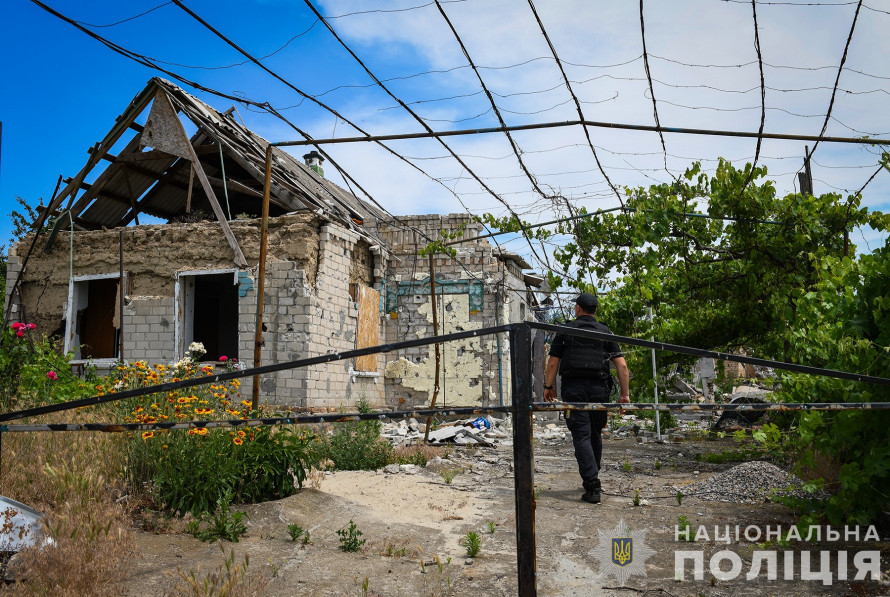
left=677, top=515, right=694, bottom=541
left=286, top=523, right=304, bottom=542
left=487, top=158, right=890, bottom=525
left=308, top=401, right=393, bottom=471
left=337, top=520, right=366, bottom=552
left=462, top=531, right=482, bottom=557
left=129, top=425, right=310, bottom=517
left=632, top=488, right=642, bottom=507
left=696, top=450, right=756, bottom=464
left=186, top=492, right=248, bottom=542
left=676, top=491, right=683, bottom=507
left=486, top=521, right=496, bottom=534
left=0, top=324, right=94, bottom=410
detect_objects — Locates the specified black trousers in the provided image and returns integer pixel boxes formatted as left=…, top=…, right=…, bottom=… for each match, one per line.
left=562, top=377, right=609, bottom=487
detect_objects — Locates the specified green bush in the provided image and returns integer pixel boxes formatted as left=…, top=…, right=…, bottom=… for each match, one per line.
left=128, top=425, right=311, bottom=516
left=186, top=492, right=248, bottom=542
left=309, top=400, right=393, bottom=471
left=0, top=324, right=94, bottom=409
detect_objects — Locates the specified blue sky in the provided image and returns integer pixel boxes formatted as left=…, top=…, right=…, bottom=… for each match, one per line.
left=2, top=0, right=889, bottom=261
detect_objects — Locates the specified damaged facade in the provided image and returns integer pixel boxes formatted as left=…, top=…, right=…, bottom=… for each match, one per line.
left=4, top=78, right=543, bottom=410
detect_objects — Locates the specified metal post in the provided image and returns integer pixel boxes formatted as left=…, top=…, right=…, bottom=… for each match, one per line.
left=650, top=307, right=661, bottom=440
left=118, top=230, right=125, bottom=361
left=510, top=322, right=536, bottom=596
left=423, top=255, right=441, bottom=442
left=251, top=145, right=273, bottom=411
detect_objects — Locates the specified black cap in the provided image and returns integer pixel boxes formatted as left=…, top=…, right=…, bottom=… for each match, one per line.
left=575, top=292, right=599, bottom=313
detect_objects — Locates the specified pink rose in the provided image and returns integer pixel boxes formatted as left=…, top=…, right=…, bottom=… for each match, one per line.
left=26, top=323, right=36, bottom=330
left=47, top=371, right=58, bottom=380
left=219, top=356, right=228, bottom=362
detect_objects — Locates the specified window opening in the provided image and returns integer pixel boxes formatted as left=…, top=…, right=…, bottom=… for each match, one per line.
left=68, top=277, right=121, bottom=360
left=180, top=272, right=239, bottom=361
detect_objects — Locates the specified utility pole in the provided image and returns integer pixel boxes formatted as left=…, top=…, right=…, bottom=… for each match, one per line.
left=798, top=145, right=813, bottom=196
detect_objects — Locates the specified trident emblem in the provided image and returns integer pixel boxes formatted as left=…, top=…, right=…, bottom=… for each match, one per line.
left=612, top=537, right=633, bottom=567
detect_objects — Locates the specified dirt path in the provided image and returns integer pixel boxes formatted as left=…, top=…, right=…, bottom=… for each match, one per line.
left=125, top=433, right=889, bottom=596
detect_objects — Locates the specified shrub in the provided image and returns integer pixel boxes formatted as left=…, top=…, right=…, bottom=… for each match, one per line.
left=337, top=520, right=366, bottom=552
left=309, top=400, right=393, bottom=471
left=128, top=425, right=311, bottom=517
left=0, top=324, right=94, bottom=410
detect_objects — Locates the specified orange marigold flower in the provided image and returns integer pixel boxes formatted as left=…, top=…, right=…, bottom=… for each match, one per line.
left=141, top=431, right=154, bottom=440
left=188, top=428, right=196, bottom=435
left=237, top=430, right=246, bottom=438
left=233, top=437, right=243, bottom=446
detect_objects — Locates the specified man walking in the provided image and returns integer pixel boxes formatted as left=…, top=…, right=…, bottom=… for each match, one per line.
left=543, top=293, right=630, bottom=504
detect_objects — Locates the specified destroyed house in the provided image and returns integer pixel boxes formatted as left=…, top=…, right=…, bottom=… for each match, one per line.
left=5, top=78, right=544, bottom=409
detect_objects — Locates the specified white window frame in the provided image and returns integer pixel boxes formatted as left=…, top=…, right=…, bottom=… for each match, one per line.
left=174, top=269, right=240, bottom=359
left=65, top=272, right=126, bottom=364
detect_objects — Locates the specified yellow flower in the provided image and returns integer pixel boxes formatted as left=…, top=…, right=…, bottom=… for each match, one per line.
left=194, top=427, right=208, bottom=436
left=162, top=444, right=168, bottom=450
left=177, top=397, right=189, bottom=404
left=141, top=431, right=154, bottom=440
left=195, top=408, right=213, bottom=416
left=233, top=437, right=243, bottom=446
left=241, top=400, right=252, bottom=407
left=237, top=430, right=246, bottom=438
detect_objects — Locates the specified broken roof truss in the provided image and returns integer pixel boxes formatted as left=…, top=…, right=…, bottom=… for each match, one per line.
left=39, top=78, right=385, bottom=266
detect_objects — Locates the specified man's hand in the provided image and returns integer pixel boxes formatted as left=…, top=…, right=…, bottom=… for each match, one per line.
left=544, top=387, right=557, bottom=402
left=618, top=394, right=630, bottom=415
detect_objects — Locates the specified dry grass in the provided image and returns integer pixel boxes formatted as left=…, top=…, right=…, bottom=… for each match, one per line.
left=393, top=443, right=447, bottom=465
left=165, top=543, right=268, bottom=597
left=0, top=412, right=136, bottom=595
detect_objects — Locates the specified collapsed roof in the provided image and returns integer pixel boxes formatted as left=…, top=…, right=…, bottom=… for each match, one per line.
left=39, top=78, right=387, bottom=266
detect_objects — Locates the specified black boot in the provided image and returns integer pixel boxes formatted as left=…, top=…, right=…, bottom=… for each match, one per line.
left=582, top=479, right=601, bottom=504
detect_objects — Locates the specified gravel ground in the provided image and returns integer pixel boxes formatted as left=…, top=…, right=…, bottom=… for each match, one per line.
left=676, top=460, right=813, bottom=504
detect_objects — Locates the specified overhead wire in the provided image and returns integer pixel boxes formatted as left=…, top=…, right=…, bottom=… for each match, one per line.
left=30, top=0, right=502, bottom=291
left=638, top=0, right=670, bottom=176
left=303, top=0, right=558, bottom=276
left=809, top=0, right=864, bottom=158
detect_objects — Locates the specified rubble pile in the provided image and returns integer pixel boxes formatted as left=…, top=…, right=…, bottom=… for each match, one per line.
left=380, top=415, right=567, bottom=447
left=677, top=461, right=812, bottom=504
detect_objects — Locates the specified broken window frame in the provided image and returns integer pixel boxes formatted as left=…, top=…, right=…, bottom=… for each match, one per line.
left=65, top=272, right=126, bottom=364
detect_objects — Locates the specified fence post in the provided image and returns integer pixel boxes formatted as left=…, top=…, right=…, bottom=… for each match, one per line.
left=510, top=322, right=536, bottom=596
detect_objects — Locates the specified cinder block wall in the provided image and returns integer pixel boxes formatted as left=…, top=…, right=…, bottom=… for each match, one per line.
left=376, top=214, right=517, bottom=408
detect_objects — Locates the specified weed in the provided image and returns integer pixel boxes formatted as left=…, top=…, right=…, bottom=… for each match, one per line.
left=462, top=531, right=482, bottom=557
left=623, top=460, right=632, bottom=472
left=632, top=489, right=642, bottom=507
left=309, top=400, right=393, bottom=471
left=169, top=544, right=267, bottom=596
left=486, top=521, right=496, bottom=534
left=13, top=477, right=135, bottom=596
left=437, top=466, right=462, bottom=484
left=337, top=519, right=367, bottom=552
left=676, top=491, right=684, bottom=506
left=188, top=493, right=248, bottom=543
left=395, top=444, right=445, bottom=467
left=654, top=459, right=663, bottom=470
left=696, top=449, right=753, bottom=464
left=677, top=515, right=695, bottom=541
left=287, top=523, right=304, bottom=542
